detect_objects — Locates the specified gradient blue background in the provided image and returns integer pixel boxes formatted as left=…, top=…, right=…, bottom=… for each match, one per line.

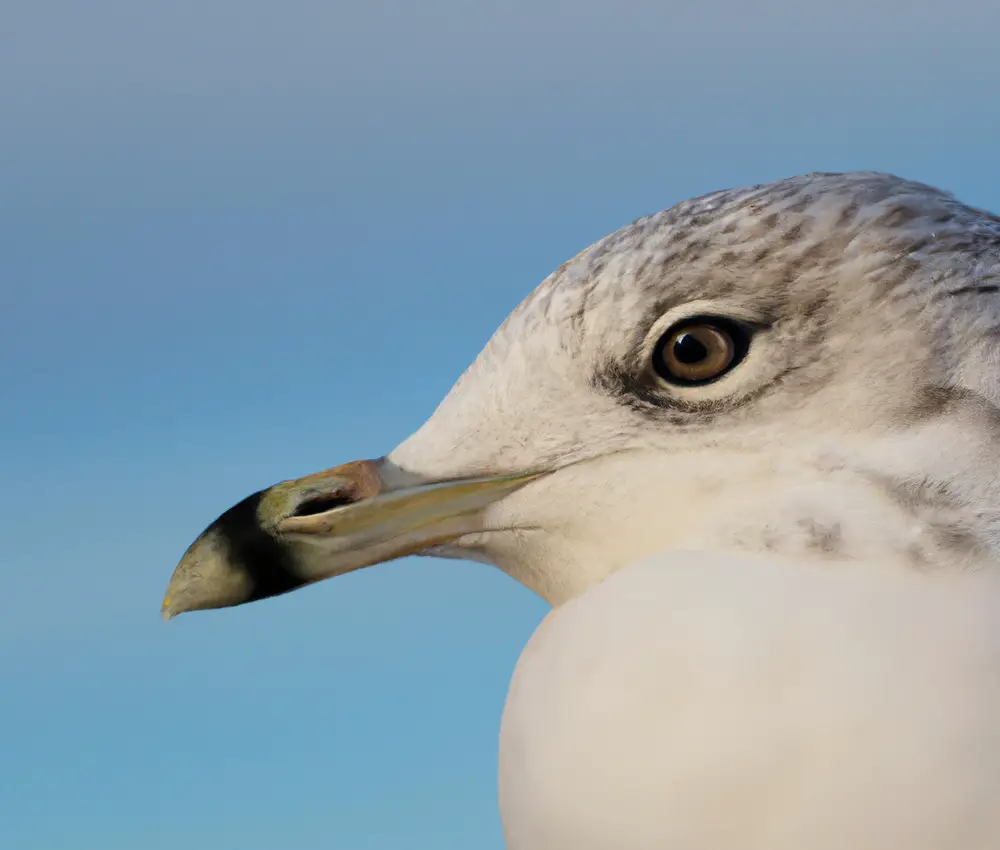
left=2, top=2, right=998, bottom=847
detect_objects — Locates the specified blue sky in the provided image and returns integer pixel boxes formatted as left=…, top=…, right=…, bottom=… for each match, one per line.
left=2, top=2, right=998, bottom=847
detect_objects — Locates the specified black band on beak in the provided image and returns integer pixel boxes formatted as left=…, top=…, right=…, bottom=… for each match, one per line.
left=205, top=490, right=310, bottom=603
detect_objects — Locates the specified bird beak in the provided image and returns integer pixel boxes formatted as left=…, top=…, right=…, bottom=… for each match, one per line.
left=160, top=459, right=542, bottom=621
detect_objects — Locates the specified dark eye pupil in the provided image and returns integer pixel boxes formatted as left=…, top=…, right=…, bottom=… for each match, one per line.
left=671, top=333, right=708, bottom=364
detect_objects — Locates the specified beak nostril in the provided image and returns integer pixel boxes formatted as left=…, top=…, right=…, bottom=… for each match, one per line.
left=280, top=461, right=384, bottom=521
left=292, top=494, right=356, bottom=517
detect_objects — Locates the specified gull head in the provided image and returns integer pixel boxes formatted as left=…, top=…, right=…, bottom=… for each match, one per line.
left=163, top=172, right=1000, bottom=618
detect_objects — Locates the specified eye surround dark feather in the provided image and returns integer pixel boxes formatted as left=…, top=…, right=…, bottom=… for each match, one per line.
left=651, top=317, right=752, bottom=386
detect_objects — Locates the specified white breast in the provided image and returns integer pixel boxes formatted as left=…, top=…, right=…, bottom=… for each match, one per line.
left=498, top=552, right=1000, bottom=850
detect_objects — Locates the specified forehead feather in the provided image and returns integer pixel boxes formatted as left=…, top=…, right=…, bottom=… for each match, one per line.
left=493, top=171, right=1000, bottom=353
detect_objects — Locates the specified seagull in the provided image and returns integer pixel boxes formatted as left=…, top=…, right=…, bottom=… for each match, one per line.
left=162, top=172, right=1000, bottom=849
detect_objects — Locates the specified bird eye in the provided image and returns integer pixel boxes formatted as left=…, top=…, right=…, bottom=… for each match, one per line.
left=651, top=318, right=750, bottom=386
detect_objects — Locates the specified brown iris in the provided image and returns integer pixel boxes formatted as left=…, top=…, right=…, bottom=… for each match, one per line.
left=652, top=319, right=747, bottom=385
